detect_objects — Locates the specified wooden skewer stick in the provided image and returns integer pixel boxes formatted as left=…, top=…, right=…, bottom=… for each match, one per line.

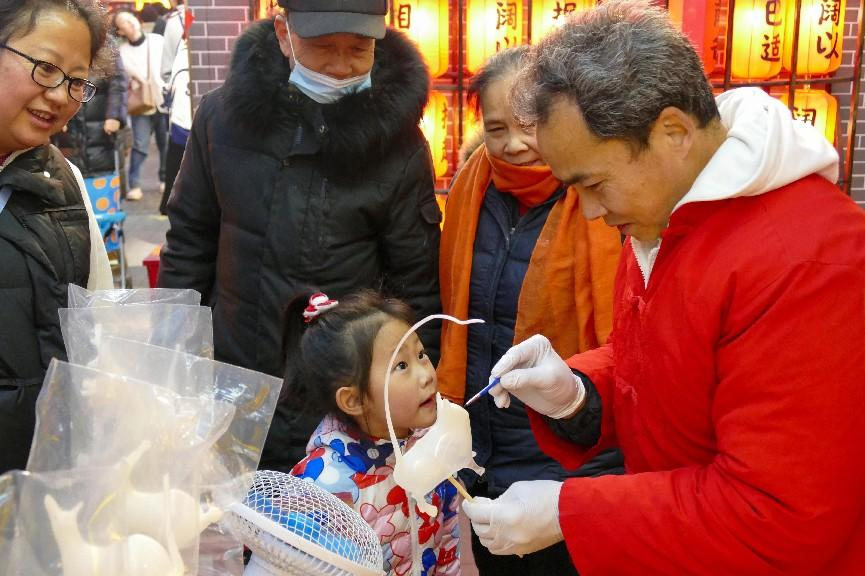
left=448, top=475, right=473, bottom=502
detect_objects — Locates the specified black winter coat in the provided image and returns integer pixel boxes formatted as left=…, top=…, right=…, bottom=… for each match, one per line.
left=158, top=22, right=442, bottom=470
left=53, top=56, right=128, bottom=177
left=0, top=146, right=92, bottom=473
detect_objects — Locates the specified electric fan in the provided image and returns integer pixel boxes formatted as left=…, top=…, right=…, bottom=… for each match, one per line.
left=227, top=470, right=384, bottom=576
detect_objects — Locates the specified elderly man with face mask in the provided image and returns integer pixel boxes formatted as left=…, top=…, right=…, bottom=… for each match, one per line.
left=158, top=0, right=442, bottom=471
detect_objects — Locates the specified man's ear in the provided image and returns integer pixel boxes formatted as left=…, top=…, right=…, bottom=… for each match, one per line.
left=651, top=106, right=696, bottom=159
left=335, top=386, right=364, bottom=418
left=273, top=14, right=293, bottom=61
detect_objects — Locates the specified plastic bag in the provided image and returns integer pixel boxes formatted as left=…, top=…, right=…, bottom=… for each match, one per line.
left=1, top=466, right=189, bottom=576
left=67, top=284, right=201, bottom=308
left=89, top=336, right=283, bottom=504
left=28, top=361, right=233, bottom=483
left=86, top=336, right=282, bottom=574
left=26, top=361, right=236, bottom=574
left=60, top=304, right=214, bottom=365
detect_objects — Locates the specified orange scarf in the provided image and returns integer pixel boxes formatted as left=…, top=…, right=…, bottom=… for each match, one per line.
left=438, top=144, right=622, bottom=403
left=487, top=150, right=561, bottom=207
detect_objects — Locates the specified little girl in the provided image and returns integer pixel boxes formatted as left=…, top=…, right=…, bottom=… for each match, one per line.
left=285, top=291, right=460, bottom=576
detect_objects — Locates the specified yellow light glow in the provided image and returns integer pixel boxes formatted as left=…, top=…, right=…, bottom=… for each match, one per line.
left=390, top=1, right=450, bottom=77
left=462, top=105, right=482, bottom=143
left=421, top=91, right=450, bottom=178
left=783, top=0, right=846, bottom=75
left=530, top=0, right=596, bottom=42
left=777, top=88, right=838, bottom=143
left=731, top=0, right=788, bottom=80
left=135, top=0, right=172, bottom=10
left=467, top=0, right=524, bottom=75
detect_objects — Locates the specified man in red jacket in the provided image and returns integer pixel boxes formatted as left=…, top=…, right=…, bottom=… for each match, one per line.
left=461, top=1, right=865, bottom=574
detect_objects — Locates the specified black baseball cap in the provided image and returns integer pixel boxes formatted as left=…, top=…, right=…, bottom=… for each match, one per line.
left=279, top=0, right=388, bottom=39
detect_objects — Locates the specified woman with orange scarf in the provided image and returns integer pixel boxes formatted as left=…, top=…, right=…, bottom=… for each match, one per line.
left=438, top=47, right=623, bottom=575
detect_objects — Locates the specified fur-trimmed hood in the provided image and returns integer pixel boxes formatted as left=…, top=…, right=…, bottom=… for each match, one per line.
left=223, top=20, right=430, bottom=177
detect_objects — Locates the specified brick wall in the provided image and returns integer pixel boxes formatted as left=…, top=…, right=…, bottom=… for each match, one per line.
left=186, top=0, right=252, bottom=106
left=838, top=0, right=865, bottom=206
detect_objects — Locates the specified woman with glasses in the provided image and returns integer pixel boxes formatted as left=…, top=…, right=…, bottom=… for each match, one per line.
left=0, top=0, right=113, bottom=474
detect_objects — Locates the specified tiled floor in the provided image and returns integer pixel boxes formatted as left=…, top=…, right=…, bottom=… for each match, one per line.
left=118, top=141, right=168, bottom=288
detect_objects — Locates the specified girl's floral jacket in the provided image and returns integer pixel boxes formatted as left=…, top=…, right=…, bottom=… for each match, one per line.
left=291, top=414, right=461, bottom=576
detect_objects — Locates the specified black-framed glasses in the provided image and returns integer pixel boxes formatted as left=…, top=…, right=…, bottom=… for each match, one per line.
left=0, top=44, right=97, bottom=103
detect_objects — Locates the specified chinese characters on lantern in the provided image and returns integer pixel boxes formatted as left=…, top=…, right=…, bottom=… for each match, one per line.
left=695, top=0, right=847, bottom=78
left=390, top=1, right=449, bottom=77
left=761, top=0, right=783, bottom=63
left=396, top=2, right=412, bottom=27
left=777, top=88, right=838, bottom=142
left=495, top=2, right=519, bottom=51
left=467, top=0, right=524, bottom=73
left=531, top=1, right=597, bottom=42
left=421, top=92, right=450, bottom=178
left=784, top=0, right=846, bottom=75
left=728, top=0, right=788, bottom=79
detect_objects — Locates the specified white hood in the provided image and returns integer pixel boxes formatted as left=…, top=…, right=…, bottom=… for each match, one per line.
left=674, top=87, right=838, bottom=210
left=633, top=87, right=838, bottom=287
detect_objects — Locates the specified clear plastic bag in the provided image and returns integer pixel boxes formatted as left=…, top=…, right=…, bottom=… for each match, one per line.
left=88, top=336, right=283, bottom=504
left=0, top=472, right=17, bottom=576
left=60, top=304, right=214, bottom=364
left=85, top=336, right=283, bottom=574
left=1, top=466, right=190, bottom=576
left=28, top=361, right=233, bottom=483
left=67, top=284, right=202, bottom=308
left=26, top=361, right=236, bottom=574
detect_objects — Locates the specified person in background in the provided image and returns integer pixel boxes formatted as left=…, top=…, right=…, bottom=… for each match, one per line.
left=158, top=0, right=442, bottom=472
left=155, top=0, right=191, bottom=215
left=287, top=291, right=460, bottom=576
left=438, top=46, right=622, bottom=576
left=157, top=31, right=190, bottom=216
left=0, top=0, right=113, bottom=474
left=155, top=0, right=186, bottom=84
left=461, top=1, right=865, bottom=573
left=112, top=9, right=166, bottom=201
left=53, top=36, right=128, bottom=180
left=138, top=2, right=167, bottom=27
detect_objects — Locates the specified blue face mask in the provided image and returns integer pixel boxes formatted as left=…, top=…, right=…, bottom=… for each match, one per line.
left=287, top=31, right=372, bottom=104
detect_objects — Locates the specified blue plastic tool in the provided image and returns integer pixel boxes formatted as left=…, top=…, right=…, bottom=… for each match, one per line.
left=463, top=376, right=500, bottom=407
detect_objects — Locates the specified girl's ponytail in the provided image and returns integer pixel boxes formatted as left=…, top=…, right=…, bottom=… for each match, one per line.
left=279, top=293, right=315, bottom=406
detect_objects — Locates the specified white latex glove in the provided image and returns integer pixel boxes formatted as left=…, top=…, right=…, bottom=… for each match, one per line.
left=462, top=480, right=564, bottom=556
left=488, top=334, right=585, bottom=419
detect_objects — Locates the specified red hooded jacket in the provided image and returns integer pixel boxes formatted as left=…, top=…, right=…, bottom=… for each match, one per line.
left=529, top=174, right=865, bottom=574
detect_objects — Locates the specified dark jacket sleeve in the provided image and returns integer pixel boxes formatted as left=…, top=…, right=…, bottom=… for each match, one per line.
left=544, top=370, right=603, bottom=446
left=381, top=139, right=442, bottom=363
left=157, top=94, right=220, bottom=302
left=106, top=56, right=128, bottom=125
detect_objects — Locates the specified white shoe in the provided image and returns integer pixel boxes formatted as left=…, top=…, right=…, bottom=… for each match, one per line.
left=126, top=187, right=143, bottom=201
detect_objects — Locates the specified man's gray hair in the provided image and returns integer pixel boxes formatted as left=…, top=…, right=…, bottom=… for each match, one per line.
left=513, top=0, right=719, bottom=151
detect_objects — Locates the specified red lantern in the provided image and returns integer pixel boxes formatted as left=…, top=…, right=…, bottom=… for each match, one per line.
left=466, top=0, right=525, bottom=74
left=389, top=1, right=450, bottom=78
left=776, top=88, right=838, bottom=143
left=783, top=0, right=846, bottom=75
left=420, top=91, right=451, bottom=178
left=730, top=0, right=789, bottom=80
left=530, top=1, right=597, bottom=42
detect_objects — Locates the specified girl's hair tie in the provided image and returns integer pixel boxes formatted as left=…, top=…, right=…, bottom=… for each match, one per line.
left=302, top=292, right=339, bottom=323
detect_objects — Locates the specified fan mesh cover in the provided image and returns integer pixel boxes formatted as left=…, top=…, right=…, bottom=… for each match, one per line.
left=227, top=470, right=383, bottom=576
